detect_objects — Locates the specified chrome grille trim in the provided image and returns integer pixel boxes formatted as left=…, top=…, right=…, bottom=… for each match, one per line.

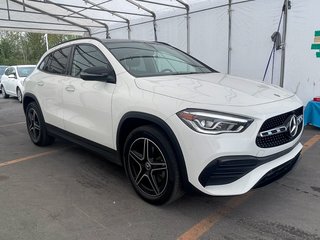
left=259, top=115, right=303, bottom=138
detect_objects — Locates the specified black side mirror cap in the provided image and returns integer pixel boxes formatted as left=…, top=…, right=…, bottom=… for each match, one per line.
left=80, top=66, right=116, bottom=83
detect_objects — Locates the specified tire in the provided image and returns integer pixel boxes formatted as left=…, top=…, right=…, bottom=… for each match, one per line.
left=123, top=125, right=183, bottom=205
left=1, top=85, right=9, bottom=98
left=25, top=102, right=55, bottom=146
left=17, top=88, right=22, bottom=103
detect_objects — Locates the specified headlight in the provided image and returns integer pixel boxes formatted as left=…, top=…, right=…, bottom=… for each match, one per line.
left=177, top=109, right=253, bottom=135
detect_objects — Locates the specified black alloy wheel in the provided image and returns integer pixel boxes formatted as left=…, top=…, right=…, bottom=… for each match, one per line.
left=26, top=102, right=55, bottom=146
left=17, top=88, right=22, bottom=103
left=128, top=137, right=169, bottom=197
left=27, top=107, right=41, bottom=143
left=124, top=126, right=182, bottom=205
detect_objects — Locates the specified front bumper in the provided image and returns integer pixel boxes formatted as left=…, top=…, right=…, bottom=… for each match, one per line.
left=167, top=101, right=304, bottom=196
left=201, top=143, right=302, bottom=195
left=198, top=144, right=301, bottom=187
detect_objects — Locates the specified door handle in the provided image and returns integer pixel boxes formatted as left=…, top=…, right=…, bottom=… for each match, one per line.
left=65, top=85, right=75, bottom=92
left=37, top=81, right=44, bottom=86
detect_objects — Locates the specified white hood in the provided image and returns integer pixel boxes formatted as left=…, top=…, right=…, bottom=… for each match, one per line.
left=134, top=73, right=294, bottom=107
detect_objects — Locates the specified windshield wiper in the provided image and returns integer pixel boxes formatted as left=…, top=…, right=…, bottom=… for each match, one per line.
left=168, top=72, right=211, bottom=75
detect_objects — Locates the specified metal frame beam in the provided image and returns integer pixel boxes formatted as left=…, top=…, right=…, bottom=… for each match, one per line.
left=45, top=0, right=110, bottom=38
left=0, top=18, right=105, bottom=28
left=9, top=0, right=91, bottom=35
left=0, top=7, right=125, bottom=23
left=0, top=25, right=86, bottom=34
left=28, top=0, right=151, bottom=17
left=85, top=0, right=131, bottom=39
left=65, top=0, right=112, bottom=18
left=126, top=0, right=157, bottom=41
left=135, top=0, right=185, bottom=9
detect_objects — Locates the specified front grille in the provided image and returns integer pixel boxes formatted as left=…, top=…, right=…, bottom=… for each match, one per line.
left=256, top=107, right=303, bottom=148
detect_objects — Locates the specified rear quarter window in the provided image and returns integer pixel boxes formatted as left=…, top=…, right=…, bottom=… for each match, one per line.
left=39, top=47, right=71, bottom=75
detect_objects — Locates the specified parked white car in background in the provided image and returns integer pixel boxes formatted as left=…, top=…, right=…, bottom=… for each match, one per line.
left=0, top=65, right=7, bottom=79
left=0, top=65, right=8, bottom=92
left=1, top=65, right=35, bottom=102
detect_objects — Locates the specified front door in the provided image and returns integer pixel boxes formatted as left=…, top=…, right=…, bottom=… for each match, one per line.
left=62, top=43, right=116, bottom=148
left=2, top=67, right=15, bottom=95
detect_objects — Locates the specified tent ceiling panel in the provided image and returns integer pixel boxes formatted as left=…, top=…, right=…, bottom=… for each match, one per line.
left=19, top=0, right=107, bottom=27
left=0, top=19, right=86, bottom=35
left=0, top=0, right=231, bottom=36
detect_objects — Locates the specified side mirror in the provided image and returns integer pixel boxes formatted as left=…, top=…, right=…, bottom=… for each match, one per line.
left=80, top=66, right=116, bottom=83
left=8, top=74, right=17, bottom=79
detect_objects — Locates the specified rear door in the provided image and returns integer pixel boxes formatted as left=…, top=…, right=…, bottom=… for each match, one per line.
left=36, top=46, right=72, bottom=128
left=9, top=67, right=19, bottom=95
left=62, top=43, right=116, bottom=147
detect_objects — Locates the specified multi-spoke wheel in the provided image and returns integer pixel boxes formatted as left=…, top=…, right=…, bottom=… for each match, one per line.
left=26, top=102, right=55, bottom=146
left=124, top=126, right=182, bottom=205
left=1, top=86, right=9, bottom=98
left=17, top=88, right=22, bottom=103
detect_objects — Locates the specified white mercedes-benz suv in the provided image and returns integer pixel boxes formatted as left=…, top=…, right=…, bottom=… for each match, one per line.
left=23, top=38, right=303, bottom=204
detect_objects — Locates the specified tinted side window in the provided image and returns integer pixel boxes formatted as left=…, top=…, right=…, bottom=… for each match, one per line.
left=11, top=67, right=16, bottom=75
left=44, top=47, right=71, bottom=75
left=39, top=55, right=49, bottom=71
left=71, top=44, right=110, bottom=78
left=5, top=68, right=12, bottom=76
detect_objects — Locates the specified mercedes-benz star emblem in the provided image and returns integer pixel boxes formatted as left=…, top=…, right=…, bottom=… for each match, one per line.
left=288, top=115, right=298, bottom=137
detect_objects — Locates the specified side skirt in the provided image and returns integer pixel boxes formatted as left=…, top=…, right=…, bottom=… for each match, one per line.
left=46, top=124, right=121, bottom=165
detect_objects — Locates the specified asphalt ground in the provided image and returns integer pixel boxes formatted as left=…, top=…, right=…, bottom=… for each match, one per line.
left=0, top=96, right=319, bottom=240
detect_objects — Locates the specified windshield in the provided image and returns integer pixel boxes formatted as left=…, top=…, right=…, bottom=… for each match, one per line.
left=0, top=66, right=7, bottom=75
left=104, top=42, right=214, bottom=77
left=17, top=67, right=35, bottom=78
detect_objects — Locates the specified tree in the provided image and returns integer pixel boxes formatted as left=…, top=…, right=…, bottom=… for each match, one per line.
left=24, top=32, right=46, bottom=64
left=0, top=31, right=80, bottom=65
left=47, top=34, right=79, bottom=49
left=0, top=32, right=22, bottom=65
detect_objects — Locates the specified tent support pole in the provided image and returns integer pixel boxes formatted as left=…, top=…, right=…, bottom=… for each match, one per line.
left=177, top=0, right=190, bottom=54
left=127, top=22, right=131, bottom=39
left=6, top=0, right=10, bottom=20
left=106, top=27, right=110, bottom=38
left=153, top=18, right=157, bottom=41
left=22, top=0, right=26, bottom=11
left=85, top=0, right=130, bottom=39
left=227, top=0, right=232, bottom=74
left=186, top=8, right=190, bottom=54
left=280, top=0, right=289, bottom=88
left=126, top=0, right=156, bottom=41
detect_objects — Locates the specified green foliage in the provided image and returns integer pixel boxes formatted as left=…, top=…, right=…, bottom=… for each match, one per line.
left=47, top=34, right=78, bottom=49
left=0, top=31, right=80, bottom=65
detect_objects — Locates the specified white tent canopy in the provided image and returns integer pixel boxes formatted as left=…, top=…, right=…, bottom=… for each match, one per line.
left=0, top=0, right=198, bottom=37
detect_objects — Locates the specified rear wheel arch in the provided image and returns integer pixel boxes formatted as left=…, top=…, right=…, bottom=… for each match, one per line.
left=23, top=93, right=41, bottom=114
left=116, top=112, right=189, bottom=188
